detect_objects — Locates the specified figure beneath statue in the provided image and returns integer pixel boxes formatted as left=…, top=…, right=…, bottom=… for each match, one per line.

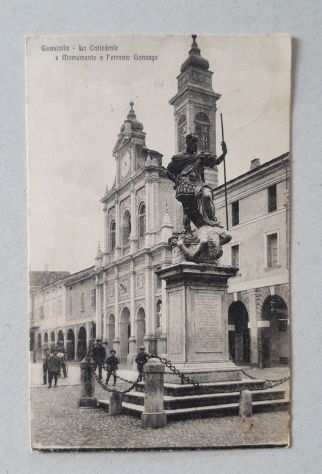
left=166, top=134, right=231, bottom=263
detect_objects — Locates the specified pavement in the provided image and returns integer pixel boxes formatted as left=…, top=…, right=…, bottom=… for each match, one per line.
left=30, top=362, right=290, bottom=450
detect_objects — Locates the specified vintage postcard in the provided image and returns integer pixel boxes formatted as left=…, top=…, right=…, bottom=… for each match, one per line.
left=26, top=34, right=291, bottom=450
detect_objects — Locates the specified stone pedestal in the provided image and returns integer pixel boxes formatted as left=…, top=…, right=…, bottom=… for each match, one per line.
left=157, top=262, right=240, bottom=383
left=110, top=391, right=123, bottom=415
left=79, top=358, right=97, bottom=408
left=239, top=390, right=253, bottom=417
left=141, top=358, right=167, bottom=428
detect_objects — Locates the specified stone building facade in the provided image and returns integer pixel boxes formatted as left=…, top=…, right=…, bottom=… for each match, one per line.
left=30, top=37, right=290, bottom=368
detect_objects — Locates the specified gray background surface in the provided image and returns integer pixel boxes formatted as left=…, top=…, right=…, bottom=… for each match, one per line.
left=1, top=1, right=321, bottom=473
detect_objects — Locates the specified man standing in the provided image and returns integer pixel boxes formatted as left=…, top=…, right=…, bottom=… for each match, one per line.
left=135, top=346, right=149, bottom=382
left=47, top=349, right=61, bottom=388
left=105, top=349, right=119, bottom=386
left=93, top=339, right=106, bottom=381
left=57, top=346, right=67, bottom=378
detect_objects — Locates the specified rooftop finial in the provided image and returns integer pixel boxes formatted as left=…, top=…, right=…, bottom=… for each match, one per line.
left=127, top=101, right=136, bottom=120
left=189, top=34, right=200, bottom=56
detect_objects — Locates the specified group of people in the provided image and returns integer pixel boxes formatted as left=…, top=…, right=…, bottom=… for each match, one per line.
left=42, top=346, right=67, bottom=388
left=92, top=339, right=149, bottom=386
left=42, top=339, right=150, bottom=389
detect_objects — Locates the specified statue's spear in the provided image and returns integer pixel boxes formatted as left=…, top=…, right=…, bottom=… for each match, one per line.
left=220, top=112, right=229, bottom=230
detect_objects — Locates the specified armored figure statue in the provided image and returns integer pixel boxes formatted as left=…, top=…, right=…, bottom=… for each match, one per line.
left=166, top=134, right=231, bottom=263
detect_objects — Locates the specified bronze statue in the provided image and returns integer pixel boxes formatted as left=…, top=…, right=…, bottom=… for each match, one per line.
left=166, top=134, right=231, bottom=263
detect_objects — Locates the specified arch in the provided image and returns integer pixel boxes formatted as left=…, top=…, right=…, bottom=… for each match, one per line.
left=228, top=302, right=250, bottom=364
left=136, top=307, right=146, bottom=349
left=156, top=299, right=162, bottom=330
left=50, top=331, right=55, bottom=348
left=77, top=326, right=87, bottom=360
left=195, top=112, right=210, bottom=123
left=194, top=112, right=210, bottom=151
left=66, top=329, right=75, bottom=360
left=37, top=333, right=42, bottom=349
left=57, top=330, right=64, bottom=348
left=261, top=295, right=289, bottom=367
left=107, top=314, right=115, bottom=348
left=110, top=220, right=116, bottom=251
left=138, top=202, right=146, bottom=248
left=120, top=307, right=131, bottom=360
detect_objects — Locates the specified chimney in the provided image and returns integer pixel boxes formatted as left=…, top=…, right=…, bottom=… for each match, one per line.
left=250, top=158, right=261, bottom=170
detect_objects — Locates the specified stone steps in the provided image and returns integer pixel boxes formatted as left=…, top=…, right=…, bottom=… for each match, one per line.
left=135, top=379, right=267, bottom=396
left=97, top=377, right=289, bottom=421
left=122, top=388, right=285, bottom=410
left=103, top=398, right=289, bottom=420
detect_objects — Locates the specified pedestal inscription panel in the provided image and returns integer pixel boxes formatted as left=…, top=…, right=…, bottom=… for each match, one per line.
left=167, top=288, right=184, bottom=358
left=188, top=288, right=224, bottom=358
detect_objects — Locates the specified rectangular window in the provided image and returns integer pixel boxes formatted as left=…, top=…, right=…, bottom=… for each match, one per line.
left=231, top=244, right=240, bottom=267
left=268, top=184, right=277, bottom=212
left=267, top=233, right=278, bottom=267
left=231, top=201, right=239, bottom=226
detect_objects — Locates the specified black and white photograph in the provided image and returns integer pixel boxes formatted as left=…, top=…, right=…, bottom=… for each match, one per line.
left=26, top=34, right=291, bottom=450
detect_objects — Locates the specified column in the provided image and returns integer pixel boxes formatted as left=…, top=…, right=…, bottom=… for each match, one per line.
left=149, top=271, right=157, bottom=355
left=95, top=276, right=102, bottom=340
left=130, top=184, right=137, bottom=253
left=102, top=276, right=107, bottom=342
left=145, top=179, right=152, bottom=247
left=103, top=205, right=108, bottom=265
left=115, top=194, right=121, bottom=259
left=74, top=325, right=78, bottom=360
left=144, top=256, right=153, bottom=352
left=63, top=328, right=68, bottom=353
left=113, top=267, right=120, bottom=353
left=248, top=289, right=259, bottom=366
left=128, top=261, right=136, bottom=362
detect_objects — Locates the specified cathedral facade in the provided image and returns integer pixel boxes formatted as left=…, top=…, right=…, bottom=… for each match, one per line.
left=30, top=37, right=290, bottom=368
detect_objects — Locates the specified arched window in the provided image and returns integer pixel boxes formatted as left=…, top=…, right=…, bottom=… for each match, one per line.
left=122, top=210, right=131, bottom=248
left=156, top=300, right=162, bottom=329
left=138, top=202, right=146, bottom=247
left=195, top=112, right=210, bottom=152
left=177, top=115, right=186, bottom=152
left=110, top=220, right=116, bottom=251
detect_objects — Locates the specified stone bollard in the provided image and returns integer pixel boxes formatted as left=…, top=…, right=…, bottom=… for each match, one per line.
left=110, top=391, right=122, bottom=415
left=239, top=390, right=253, bottom=418
left=79, top=358, right=97, bottom=408
left=141, top=358, right=167, bottom=428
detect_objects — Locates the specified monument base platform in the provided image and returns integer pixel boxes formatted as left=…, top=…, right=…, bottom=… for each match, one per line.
left=164, top=361, right=242, bottom=384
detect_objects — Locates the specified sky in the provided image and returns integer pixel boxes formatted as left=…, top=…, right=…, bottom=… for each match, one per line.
left=26, top=34, right=291, bottom=273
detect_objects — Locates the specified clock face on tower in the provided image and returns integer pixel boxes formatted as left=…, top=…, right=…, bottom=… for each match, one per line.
left=120, top=152, right=130, bottom=178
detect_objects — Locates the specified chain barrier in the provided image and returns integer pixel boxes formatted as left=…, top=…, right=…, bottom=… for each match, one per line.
left=148, top=353, right=200, bottom=389
left=94, top=372, right=141, bottom=395
left=240, top=368, right=290, bottom=389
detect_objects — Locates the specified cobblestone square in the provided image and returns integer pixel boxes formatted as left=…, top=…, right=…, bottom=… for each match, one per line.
left=30, top=364, right=290, bottom=450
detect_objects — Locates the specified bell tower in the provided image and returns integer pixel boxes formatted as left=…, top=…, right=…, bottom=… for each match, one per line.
left=169, top=35, right=221, bottom=187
